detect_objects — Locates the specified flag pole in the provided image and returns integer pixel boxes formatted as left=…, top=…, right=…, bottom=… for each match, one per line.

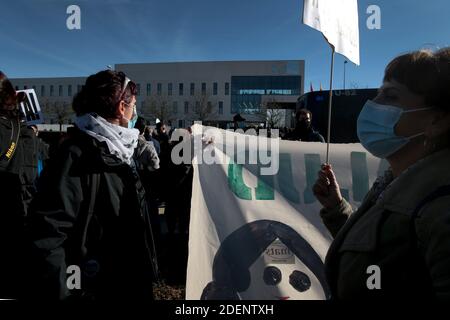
left=326, top=46, right=335, bottom=164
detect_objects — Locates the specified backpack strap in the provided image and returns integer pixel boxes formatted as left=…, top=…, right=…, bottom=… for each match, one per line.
left=0, top=117, right=21, bottom=170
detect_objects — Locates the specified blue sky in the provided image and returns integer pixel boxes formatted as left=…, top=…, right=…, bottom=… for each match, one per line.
left=0, top=0, right=449, bottom=91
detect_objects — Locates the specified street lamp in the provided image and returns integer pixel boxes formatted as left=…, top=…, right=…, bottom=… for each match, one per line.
left=343, top=60, right=348, bottom=90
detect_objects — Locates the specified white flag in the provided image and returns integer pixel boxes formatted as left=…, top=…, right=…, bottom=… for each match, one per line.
left=303, top=0, right=360, bottom=65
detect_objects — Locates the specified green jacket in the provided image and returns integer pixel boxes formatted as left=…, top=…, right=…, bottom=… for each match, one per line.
left=321, top=148, right=450, bottom=300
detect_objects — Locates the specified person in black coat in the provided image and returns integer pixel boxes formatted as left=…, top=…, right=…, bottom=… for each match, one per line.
left=0, top=71, right=42, bottom=299
left=27, top=70, right=158, bottom=301
left=284, top=109, right=325, bottom=142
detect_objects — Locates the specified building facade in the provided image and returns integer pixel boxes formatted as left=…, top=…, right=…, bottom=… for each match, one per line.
left=11, top=60, right=304, bottom=129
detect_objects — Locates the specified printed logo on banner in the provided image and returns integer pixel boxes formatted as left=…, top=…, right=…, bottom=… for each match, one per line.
left=264, top=239, right=294, bottom=264
left=200, top=220, right=331, bottom=300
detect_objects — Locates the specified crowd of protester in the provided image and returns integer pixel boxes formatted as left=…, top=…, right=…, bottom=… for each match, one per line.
left=0, top=46, right=449, bottom=301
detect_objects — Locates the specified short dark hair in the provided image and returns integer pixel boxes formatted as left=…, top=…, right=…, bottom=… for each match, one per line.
left=156, top=121, right=166, bottom=130
left=134, top=116, right=147, bottom=134
left=384, top=48, right=450, bottom=111
left=0, top=71, right=18, bottom=111
left=296, top=108, right=312, bottom=120
left=72, top=70, right=137, bottom=119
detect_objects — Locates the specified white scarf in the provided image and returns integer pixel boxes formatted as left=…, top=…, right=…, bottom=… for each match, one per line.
left=74, top=113, right=139, bottom=165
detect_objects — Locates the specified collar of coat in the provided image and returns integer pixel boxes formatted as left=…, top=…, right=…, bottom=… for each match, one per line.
left=326, top=148, right=450, bottom=255
left=377, top=148, right=450, bottom=216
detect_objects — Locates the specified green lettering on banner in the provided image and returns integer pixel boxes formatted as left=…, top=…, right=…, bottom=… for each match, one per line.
left=276, top=153, right=300, bottom=203
left=303, top=153, right=350, bottom=203
left=256, top=174, right=274, bottom=200
left=351, top=152, right=369, bottom=202
left=228, top=162, right=252, bottom=200
left=227, top=152, right=369, bottom=203
left=303, top=154, right=321, bottom=204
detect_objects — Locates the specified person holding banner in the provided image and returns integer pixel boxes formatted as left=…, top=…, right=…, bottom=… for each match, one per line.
left=314, top=48, right=450, bottom=300
left=27, top=70, right=158, bottom=301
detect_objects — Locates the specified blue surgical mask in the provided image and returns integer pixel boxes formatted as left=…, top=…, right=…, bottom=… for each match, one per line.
left=126, top=105, right=138, bottom=129
left=357, top=100, right=431, bottom=158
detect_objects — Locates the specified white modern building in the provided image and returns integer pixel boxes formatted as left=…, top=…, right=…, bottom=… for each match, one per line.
left=11, top=60, right=304, bottom=129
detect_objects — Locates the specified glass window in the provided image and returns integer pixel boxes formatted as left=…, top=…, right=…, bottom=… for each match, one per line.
left=157, top=83, right=162, bottom=96
left=230, top=76, right=302, bottom=113
left=77, top=85, right=82, bottom=93
left=59, top=85, right=63, bottom=96
left=50, top=85, right=54, bottom=97
left=41, top=86, right=45, bottom=97
left=195, top=101, right=200, bottom=113
left=184, top=101, right=189, bottom=114
left=213, top=82, right=218, bottom=95
left=136, top=83, right=141, bottom=96
left=225, top=82, right=230, bottom=95
left=219, top=101, right=223, bottom=114
left=146, top=83, right=151, bottom=96
left=190, top=83, right=195, bottom=96
left=201, top=82, right=206, bottom=95
left=168, top=83, right=173, bottom=96
left=173, top=101, right=178, bottom=114
left=179, top=83, right=183, bottom=96
left=68, top=85, right=72, bottom=96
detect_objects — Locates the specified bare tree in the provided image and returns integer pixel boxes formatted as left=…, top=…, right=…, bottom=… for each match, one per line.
left=143, top=95, right=176, bottom=123
left=41, top=99, right=73, bottom=130
left=265, top=108, right=284, bottom=129
left=255, top=99, right=284, bottom=128
left=53, top=101, right=73, bottom=132
left=189, top=91, right=217, bottom=123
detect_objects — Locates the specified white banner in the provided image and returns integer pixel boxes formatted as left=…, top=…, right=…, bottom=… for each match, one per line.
left=16, top=89, right=44, bottom=125
left=303, top=0, right=360, bottom=65
left=185, top=125, right=384, bottom=300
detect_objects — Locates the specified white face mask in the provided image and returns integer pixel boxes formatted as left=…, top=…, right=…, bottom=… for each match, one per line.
left=357, top=100, right=432, bottom=158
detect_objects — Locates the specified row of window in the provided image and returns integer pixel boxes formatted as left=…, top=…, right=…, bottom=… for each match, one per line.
left=16, top=85, right=84, bottom=97
left=143, top=82, right=229, bottom=97
left=141, top=101, right=224, bottom=115
left=16, top=82, right=231, bottom=98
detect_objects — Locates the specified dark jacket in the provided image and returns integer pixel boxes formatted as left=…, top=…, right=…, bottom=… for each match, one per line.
left=134, top=135, right=160, bottom=172
left=27, top=128, right=157, bottom=301
left=284, top=126, right=325, bottom=142
left=321, top=149, right=450, bottom=300
left=0, top=113, right=40, bottom=298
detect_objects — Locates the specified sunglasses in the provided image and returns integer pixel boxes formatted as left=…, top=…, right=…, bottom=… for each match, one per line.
left=120, top=76, right=131, bottom=99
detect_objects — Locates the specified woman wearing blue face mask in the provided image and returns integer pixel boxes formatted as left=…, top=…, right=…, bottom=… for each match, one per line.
left=313, top=48, right=450, bottom=300
left=26, top=70, right=158, bottom=301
